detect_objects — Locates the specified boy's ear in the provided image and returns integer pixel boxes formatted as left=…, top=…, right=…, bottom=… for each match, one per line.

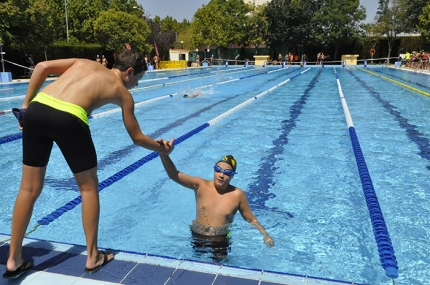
left=127, top=67, right=134, bottom=75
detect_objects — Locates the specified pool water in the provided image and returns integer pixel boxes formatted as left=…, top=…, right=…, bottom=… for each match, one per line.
left=1, top=66, right=429, bottom=285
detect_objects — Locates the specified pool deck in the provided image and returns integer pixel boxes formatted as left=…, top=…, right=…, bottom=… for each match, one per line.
left=0, top=234, right=364, bottom=285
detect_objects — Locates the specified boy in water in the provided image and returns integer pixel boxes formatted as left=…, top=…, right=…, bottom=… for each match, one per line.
left=183, top=90, right=201, bottom=98
left=159, top=154, right=274, bottom=261
left=3, top=49, right=174, bottom=279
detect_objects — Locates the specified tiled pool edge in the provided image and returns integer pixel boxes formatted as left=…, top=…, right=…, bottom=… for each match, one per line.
left=0, top=234, right=367, bottom=285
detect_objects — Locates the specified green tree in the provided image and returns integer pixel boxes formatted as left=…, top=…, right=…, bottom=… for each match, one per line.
left=362, top=23, right=382, bottom=63
left=44, top=0, right=66, bottom=41
left=94, top=9, right=151, bottom=52
left=0, top=0, right=56, bottom=52
left=404, top=0, right=428, bottom=31
left=67, top=0, right=107, bottom=43
left=374, top=0, right=407, bottom=59
left=191, top=0, right=250, bottom=59
left=418, top=3, right=430, bottom=41
left=312, top=0, right=366, bottom=60
left=160, top=16, right=181, bottom=33
left=108, top=0, right=141, bottom=13
left=244, top=3, right=268, bottom=51
left=146, top=16, right=175, bottom=59
left=266, top=0, right=316, bottom=51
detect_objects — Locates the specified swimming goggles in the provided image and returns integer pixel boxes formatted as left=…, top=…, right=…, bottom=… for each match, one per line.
left=213, top=165, right=236, bottom=177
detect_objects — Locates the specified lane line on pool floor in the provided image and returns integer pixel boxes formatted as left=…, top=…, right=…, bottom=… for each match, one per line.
left=358, top=68, right=429, bottom=96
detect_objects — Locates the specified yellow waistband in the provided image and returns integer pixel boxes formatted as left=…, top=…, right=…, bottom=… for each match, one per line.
left=32, top=92, right=89, bottom=125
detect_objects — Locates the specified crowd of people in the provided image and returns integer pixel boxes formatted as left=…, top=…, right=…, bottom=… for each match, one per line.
left=271, top=52, right=299, bottom=65
left=402, top=50, right=429, bottom=71
left=269, top=52, right=312, bottom=67
left=95, top=53, right=163, bottom=70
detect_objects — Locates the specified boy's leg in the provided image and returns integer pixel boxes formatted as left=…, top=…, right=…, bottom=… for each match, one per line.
left=73, top=167, right=113, bottom=269
left=6, top=165, right=46, bottom=271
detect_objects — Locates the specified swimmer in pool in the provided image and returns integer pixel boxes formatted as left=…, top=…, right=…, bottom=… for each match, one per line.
left=158, top=154, right=274, bottom=261
left=183, top=90, right=201, bottom=98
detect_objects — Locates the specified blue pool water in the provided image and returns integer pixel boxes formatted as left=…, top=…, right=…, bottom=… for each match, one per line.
left=1, top=66, right=429, bottom=285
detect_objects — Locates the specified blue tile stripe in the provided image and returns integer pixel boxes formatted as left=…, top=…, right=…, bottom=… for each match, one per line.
left=247, top=69, right=321, bottom=214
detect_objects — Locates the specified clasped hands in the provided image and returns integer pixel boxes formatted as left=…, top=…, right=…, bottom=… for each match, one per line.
left=157, top=138, right=175, bottom=155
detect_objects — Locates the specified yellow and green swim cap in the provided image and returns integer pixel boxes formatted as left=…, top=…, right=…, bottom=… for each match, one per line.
left=217, top=155, right=237, bottom=172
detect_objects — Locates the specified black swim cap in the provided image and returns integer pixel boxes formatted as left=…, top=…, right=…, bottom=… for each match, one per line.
left=217, top=155, right=237, bottom=172
left=183, top=94, right=188, bottom=98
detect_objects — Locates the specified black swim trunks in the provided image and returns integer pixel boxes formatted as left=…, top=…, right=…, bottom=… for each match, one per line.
left=22, top=93, right=97, bottom=173
left=191, top=231, right=231, bottom=263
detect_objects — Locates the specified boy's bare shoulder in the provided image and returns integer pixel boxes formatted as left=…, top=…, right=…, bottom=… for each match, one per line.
left=60, top=58, right=107, bottom=70
left=230, top=185, right=244, bottom=196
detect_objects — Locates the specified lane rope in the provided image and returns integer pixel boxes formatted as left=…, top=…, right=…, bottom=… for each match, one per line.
left=334, top=68, right=398, bottom=281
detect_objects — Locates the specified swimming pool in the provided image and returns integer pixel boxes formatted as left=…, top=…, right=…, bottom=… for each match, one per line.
left=1, top=65, right=429, bottom=285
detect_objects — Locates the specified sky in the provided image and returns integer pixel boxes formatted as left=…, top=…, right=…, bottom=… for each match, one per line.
left=136, top=0, right=379, bottom=23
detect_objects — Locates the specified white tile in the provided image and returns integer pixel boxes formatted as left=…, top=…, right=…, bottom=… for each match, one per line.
left=261, top=271, right=308, bottom=285
left=73, top=277, right=119, bottom=285
left=22, top=271, right=78, bottom=285
left=112, top=252, right=146, bottom=263
left=142, top=255, right=182, bottom=267
left=305, top=278, right=355, bottom=285
left=13, top=270, right=43, bottom=285
left=177, top=260, right=221, bottom=273
left=54, top=243, right=85, bottom=255
left=217, top=265, right=262, bottom=280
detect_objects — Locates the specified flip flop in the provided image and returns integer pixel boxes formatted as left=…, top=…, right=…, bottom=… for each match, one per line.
left=84, top=250, right=113, bottom=274
left=2, top=260, right=33, bottom=279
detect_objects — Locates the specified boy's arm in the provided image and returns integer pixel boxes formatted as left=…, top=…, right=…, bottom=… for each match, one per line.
left=121, top=93, right=174, bottom=155
left=22, top=59, right=79, bottom=108
left=238, top=191, right=275, bottom=247
left=159, top=154, right=202, bottom=190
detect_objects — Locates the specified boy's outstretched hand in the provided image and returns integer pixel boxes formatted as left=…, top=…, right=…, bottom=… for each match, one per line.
left=157, top=138, right=175, bottom=155
left=264, top=234, right=275, bottom=248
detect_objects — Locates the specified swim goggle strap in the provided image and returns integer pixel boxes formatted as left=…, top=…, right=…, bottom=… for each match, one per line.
left=213, top=165, right=237, bottom=177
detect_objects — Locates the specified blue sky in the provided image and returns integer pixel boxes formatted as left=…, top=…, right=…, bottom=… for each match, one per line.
left=136, top=0, right=378, bottom=23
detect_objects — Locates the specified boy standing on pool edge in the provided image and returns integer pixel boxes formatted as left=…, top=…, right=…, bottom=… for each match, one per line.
left=158, top=153, right=274, bottom=261
left=3, top=49, right=174, bottom=279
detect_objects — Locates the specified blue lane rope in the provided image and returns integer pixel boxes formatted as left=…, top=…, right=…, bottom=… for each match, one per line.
left=348, top=127, right=398, bottom=279
left=334, top=68, right=398, bottom=279
left=35, top=68, right=309, bottom=227
left=0, top=132, right=22, bottom=145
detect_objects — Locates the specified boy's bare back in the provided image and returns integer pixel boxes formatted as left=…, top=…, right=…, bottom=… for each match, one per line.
left=40, top=59, right=136, bottom=115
